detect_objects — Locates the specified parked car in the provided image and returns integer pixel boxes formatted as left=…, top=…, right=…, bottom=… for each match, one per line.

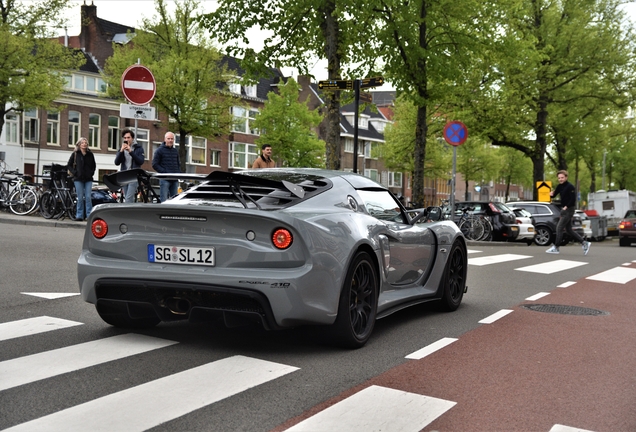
left=456, top=201, right=520, bottom=241
left=618, top=209, right=636, bottom=247
left=79, top=169, right=468, bottom=348
left=508, top=207, right=536, bottom=245
left=505, top=201, right=585, bottom=246
left=575, top=210, right=593, bottom=240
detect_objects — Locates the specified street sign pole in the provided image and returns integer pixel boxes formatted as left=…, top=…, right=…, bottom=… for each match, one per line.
left=353, top=79, right=360, bottom=174
left=442, top=121, right=468, bottom=212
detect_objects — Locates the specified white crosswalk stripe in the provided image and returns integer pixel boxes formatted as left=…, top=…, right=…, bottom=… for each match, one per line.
left=0, top=316, right=83, bottom=342
left=0, top=333, right=178, bottom=391
left=468, top=253, right=532, bottom=266
left=516, top=259, right=587, bottom=274
left=4, top=355, right=299, bottom=432
left=587, top=266, right=636, bottom=284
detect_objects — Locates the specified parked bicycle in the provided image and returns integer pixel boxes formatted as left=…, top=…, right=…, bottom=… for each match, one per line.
left=439, top=199, right=493, bottom=241
left=39, top=164, right=78, bottom=220
left=0, top=161, right=39, bottom=216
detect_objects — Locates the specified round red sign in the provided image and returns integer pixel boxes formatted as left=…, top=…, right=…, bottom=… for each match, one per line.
left=443, top=121, right=468, bottom=146
left=121, top=65, right=156, bottom=105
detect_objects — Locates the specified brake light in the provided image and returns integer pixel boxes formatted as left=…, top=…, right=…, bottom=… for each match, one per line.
left=619, top=221, right=633, bottom=229
left=516, top=219, right=522, bottom=224
left=91, top=219, right=108, bottom=239
left=272, top=228, right=293, bottom=249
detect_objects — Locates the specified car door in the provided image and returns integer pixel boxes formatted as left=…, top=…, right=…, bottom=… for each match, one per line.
left=357, top=189, right=435, bottom=286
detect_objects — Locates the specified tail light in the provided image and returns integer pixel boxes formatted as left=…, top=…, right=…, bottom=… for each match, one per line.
left=91, top=219, right=108, bottom=239
left=619, top=221, right=633, bottom=229
left=516, top=219, right=522, bottom=224
left=272, top=228, right=293, bottom=249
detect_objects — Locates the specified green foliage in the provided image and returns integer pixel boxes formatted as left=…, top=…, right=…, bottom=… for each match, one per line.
left=0, top=0, right=85, bottom=136
left=253, top=78, right=325, bottom=167
left=103, top=0, right=235, bottom=171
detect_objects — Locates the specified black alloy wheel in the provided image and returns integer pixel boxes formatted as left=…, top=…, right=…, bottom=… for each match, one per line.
left=438, top=240, right=467, bottom=311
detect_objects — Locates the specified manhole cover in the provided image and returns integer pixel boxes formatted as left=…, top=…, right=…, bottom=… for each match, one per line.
left=521, top=304, right=609, bottom=316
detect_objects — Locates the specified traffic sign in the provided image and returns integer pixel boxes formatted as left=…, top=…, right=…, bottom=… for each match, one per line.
left=121, top=65, right=156, bottom=105
left=443, top=121, right=468, bottom=146
left=360, top=76, right=384, bottom=89
left=318, top=80, right=353, bottom=90
left=119, top=104, right=156, bottom=120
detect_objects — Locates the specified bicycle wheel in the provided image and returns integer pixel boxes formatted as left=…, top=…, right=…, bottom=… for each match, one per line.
left=9, top=188, right=38, bottom=215
left=459, top=217, right=484, bottom=241
left=479, top=217, right=493, bottom=241
left=67, top=192, right=79, bottom=220
left=40, top=190, right=63, bottom=219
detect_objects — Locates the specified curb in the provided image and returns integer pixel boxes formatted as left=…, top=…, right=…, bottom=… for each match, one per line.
left=0, top=213, right=86, bottom=229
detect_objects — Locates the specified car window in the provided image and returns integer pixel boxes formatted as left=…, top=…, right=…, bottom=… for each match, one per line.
left=625, top=210, right=636, bottom=218
left=535, top=205, right=553, bottom=215
left=493, top=202, right=512, bottom=213
left=357, top=190, right=408, bottom=224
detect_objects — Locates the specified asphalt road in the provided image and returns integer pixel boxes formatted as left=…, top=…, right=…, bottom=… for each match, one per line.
left=0, top=213, right=634, bottom=431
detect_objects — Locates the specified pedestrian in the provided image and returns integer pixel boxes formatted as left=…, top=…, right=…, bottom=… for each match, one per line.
left=68, top=137, right=96, bottom=220
left=252, top=144, right=276, bottom=168
left=546, top=170, right=591, bottom=255
left=114, top=128, right=145, bottom=203
left=152, top=131, right=181, bottom=202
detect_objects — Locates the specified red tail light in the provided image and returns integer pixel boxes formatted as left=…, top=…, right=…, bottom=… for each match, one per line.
left=91, top=219, right=108, bottom=239
left=619, top=221, right=633, bottom=229
left=272, top=228, right=293, bottom=249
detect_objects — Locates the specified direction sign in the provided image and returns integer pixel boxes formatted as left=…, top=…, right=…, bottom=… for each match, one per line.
left=121, top=65, right=156, bottom=105
left=360, top=76, right=384, bottom=89
left=443, top=121, right=468, bottom=146
left=318, top=80, right=353, bottom=90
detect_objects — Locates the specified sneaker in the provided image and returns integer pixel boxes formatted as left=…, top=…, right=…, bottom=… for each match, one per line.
left=546, top=246, right=560, bottom=254
left=582, top=241, right=591, bottom=256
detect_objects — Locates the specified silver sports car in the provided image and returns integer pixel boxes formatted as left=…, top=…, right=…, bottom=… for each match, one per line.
left=78, top=168, right=467, bottom=348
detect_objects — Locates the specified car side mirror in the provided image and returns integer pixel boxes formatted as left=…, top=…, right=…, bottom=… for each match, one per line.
left=426, top=206, right=442, bottom=221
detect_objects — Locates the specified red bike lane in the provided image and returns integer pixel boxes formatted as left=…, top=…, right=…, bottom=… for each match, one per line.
left=277, top=263, right=636, bottom=432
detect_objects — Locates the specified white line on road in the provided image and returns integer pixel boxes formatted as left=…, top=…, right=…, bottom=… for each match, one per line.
left=405, top=337, right=458, bottom=360
left=4, top=355, right=299, bottom=432
left=0, top=316, right=83, bottom=342
left=286, top=385, right=456, bottom=432
left=468, top=254, right=532, bottom=266
left=0, top=334, right=178, bottom=391
left=525, top=292, right=550, bottom=301
left=21, top=292, right=80, bottom=299
left=557, top=281, right=577, bottom=288
left=550, top=424, right=596, bottom=432
left=586, top=266, right=636, bottom=284
left=479, top=309, right=513, bottom=324
left=516, top=259, right=587, bottom=274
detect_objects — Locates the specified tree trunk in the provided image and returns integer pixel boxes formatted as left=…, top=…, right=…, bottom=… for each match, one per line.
left=179, top=129, right=188, bottom=173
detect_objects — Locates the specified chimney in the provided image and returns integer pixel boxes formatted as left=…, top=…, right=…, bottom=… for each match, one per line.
left=79, top=1, right=97, bottom=51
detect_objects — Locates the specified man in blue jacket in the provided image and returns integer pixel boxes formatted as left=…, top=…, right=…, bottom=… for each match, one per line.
left=114, top=129, right=145, bottom=203
left=152, top=131, right=181, bottom=202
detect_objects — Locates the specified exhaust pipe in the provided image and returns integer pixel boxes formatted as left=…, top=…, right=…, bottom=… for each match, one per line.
left=165, top=297, right=191, bottom=315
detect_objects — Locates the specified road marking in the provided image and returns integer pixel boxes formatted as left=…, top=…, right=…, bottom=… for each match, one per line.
left=479, top=309, right=513, bottom=324
left=468, top=254, right=532, bottom=266
left=525, top=292, right=550, bottom=301
left=21, top=292, right=80, bottom=299
left=516, top=259, right=587, bottom=274
left=4, top=355, right=298, bottom=432
left=550, top=424, right=596, bottom=432
left=622, top=262, right=632, bottom=266
left=286, top=385, right=456, bottom=432
left=586, top=266, right=636, bottom=284
left=466, top=249, right=482, bottom=254
left=557, top=281, right=577, bottom=288
left=0, top=316, right=83, bottom=342
left=405, top=337, right=458, bottom=360
left=0, top=334, right=178, bottom=391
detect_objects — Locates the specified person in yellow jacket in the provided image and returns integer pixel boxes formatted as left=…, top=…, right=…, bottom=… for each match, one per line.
left=252, top=144, right=276, bottom=168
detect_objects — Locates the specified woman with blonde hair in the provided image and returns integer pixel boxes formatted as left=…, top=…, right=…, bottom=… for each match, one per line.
left=68, top=137, right=96, bottom=220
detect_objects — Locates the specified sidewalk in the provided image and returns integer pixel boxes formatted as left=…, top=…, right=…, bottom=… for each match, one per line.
left=0, top=211, right=86, bottom=229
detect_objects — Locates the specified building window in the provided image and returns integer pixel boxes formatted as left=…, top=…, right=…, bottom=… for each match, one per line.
left=67, top=74, right=106, bottom=94
left=388, top=172, right=403, bottom=187
left=88, top=113, right=100, bottom=148
left=46, top=112, right=60, bottom=146
left=244, top=84, right=257, bottom=97
left=135, top=128, right=150, bottom=158
left=108, top=116, right=120, bottom=151
left=364, top=141, right=371, bottom=158
left=210, top=149, right=221, bottom=167
left=344, top=138, right=353, bottom=153
left=23, top=108, right=38, bottom=142
left=359, top=116, right=369, bottom=129
left=187, top=137, right=206, bottom=165
left=231, top=106, right=259, bottom=135
left=68, top=110, right=80, bottom=146
left=364, top=169, right=378, bottom=182
left=229, top=142, right=257, bottom=169
left=229, top=82, right=241, bottom=94
left=5, top=113, right=19, bottom=144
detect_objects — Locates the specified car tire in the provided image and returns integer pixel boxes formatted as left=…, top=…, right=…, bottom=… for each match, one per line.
left=534, top=226, right=552, bottom=246
left=330, top=251, right=378, bottom=349
left=96, top=301, right=161, bottom=329
left=619, top=237, right=631, bottom=247
left=437, top=240, right=467, bottom=312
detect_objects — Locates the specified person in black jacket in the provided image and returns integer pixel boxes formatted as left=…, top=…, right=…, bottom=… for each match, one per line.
left=152, top=131, right=181, bottom=202
left=68, top=137, right=96, bottom=220
left=546, top=170, right=591, bottom=255
left=114, top=129, right=145, bottom=203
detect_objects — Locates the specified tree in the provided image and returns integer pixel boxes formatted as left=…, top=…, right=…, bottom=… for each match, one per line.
left=0, top=0, right=85, bottom=139
left=104, top=0, right=234, bottom=172
left=252, top=78, right=325, bottom=167
left=457, top=140, right=502, bottom=201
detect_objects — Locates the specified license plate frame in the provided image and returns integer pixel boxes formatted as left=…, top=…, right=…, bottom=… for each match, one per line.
left=148, top=244, right=215, bottom=266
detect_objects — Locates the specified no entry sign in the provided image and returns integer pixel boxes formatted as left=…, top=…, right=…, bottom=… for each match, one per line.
left=121, top=65, right=156, bottom=105
left=443, top=121, right=468, bottom=146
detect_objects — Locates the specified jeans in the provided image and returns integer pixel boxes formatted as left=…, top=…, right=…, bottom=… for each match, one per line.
left=554, top=207, right=585, bottom=246
left=124, top=183, right=137, bottom=203
left=159, top=180, right=179, bottom=203
left=74, top=180, right=93, bottom=219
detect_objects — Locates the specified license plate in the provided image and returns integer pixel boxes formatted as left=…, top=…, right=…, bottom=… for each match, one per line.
left=148, top=245, right=215, bottom=266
